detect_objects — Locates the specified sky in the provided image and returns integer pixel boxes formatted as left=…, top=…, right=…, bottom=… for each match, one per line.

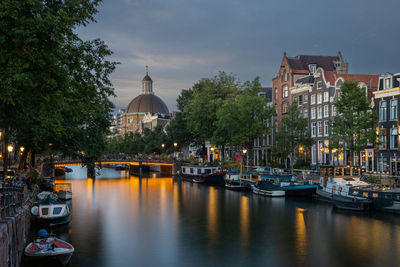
left=76, top=0, right=400, bottom=112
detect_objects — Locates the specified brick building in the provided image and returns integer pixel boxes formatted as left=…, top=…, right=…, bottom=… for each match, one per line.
left=373, top=72, right=400, bottom=174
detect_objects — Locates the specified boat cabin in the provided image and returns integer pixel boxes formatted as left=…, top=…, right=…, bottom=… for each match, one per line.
left=180, top=166, right=222, bottom=176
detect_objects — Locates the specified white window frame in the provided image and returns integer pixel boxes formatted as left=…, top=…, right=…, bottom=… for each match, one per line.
left=324, top=91, right=329, bottom=102
left=324, top=105, right=329, bottom=118
left=324, top=121, right=329, bottom=137
left=312, top=122, right=317, bottom=137
left=317, top=106, right=322, bottom=119
left=317, top=93, right=322, bottom=104
left=311, top=94, right=316, bottom=105
left=311, top=107, right=316, bottom=119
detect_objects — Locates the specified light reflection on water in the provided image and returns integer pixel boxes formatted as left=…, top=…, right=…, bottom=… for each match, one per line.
left=22, top=166, right=400, bottom=267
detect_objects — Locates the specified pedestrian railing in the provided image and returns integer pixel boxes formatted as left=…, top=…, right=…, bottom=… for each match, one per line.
left=0, top=179, right=25, bottom=220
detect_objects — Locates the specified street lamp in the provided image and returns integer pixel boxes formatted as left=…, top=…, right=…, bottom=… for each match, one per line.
left=20, top=146, right=25, bottom=153
left=242, top=149, right=248, bottom=172
left=7, top=145, right=13, bottom=167
left=173, top=142, right=178, bottom=148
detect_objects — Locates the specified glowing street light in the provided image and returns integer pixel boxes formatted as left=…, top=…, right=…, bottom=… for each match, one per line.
left=173, top=142, right=178, bottom=148
left=7, top=145, right=13, bottom=167
left=242, top=149, right=247, bottom=155
left=161, top=143, right=165, bottom=148
left=299, top=146, right=304, bottom=153
left=20, top=146, right=25, bottom=153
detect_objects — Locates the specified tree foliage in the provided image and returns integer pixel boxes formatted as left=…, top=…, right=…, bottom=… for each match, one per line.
left=329, top=80, right=377, bottom=165
left=274, top=101, right=312, bottom=168
left=0, top=0, right=116, bottom=169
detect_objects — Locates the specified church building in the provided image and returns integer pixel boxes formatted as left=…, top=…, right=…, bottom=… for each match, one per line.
left=120, top=68, right=171, bottom=134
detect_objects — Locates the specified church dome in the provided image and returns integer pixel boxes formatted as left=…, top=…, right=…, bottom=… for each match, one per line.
left=126, top=94, right=169, bottom=114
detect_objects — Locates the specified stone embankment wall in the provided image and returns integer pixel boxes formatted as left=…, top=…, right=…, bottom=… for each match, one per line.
left=0, top=196, right=33, bottom=267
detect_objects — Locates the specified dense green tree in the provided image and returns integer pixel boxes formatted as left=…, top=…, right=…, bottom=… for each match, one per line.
left=184, top=72, right=239, bottom=160
left=0, top=0, right=116, bottom=170
left=274, top=102, right=312, bottom=169
left=213, top=77, right=275, bottom=162
left=329, top=80, right=377, bottom=165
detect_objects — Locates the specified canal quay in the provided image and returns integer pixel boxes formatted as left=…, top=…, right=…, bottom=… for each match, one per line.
left=18, top=166, right=400, bottom=267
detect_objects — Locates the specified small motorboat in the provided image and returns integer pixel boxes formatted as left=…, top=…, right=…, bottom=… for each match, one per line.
left=192, top=177, right=205, bottom=183
left=55, top=183, right=72, bottom=200
left=31, top=193, right=71, bottom=226
left=25, top=229, right=74, bottom=266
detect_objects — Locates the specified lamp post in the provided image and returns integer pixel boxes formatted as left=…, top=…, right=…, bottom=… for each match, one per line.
left=242, top=148, right=247, bottom=172
left=173, top=142, right=178, bottom=159
left=7, top=144, right=13, bottom=168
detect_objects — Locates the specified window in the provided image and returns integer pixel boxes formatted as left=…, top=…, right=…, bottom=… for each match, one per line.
left=282, top=70, right=288, bottom=82
left=304, top=94, right=308, bottom=103
left=317, top=106, right=322, bottom=119
left=311, top=94, right=316, bottom=105
left=379, top=101, right=387, bottom=121
left=282, top=103, right=288, bottom=114
left=363, top=192, right=368, bottom=198
left=293, top=96, right=298, bottom=103
left=309, top=64, right=316, bottom=73
left=324, top=105, right=329, bottom=118
left=391, top=128, right=398, bottom=149
left=312, top=122, right=317, bottom=137
left=317, top=81, right=322, bottom=89
left=274, top=88, right=277, bottom=101
left=324, top=91, right=329, bottom=102
left=332, top=105, right=337, bottom=116
left=304, top=109, right=308, bottom=118
left=391, top=100, right=398, bottom=120
left=282, top=86, right=289, bottom=98
left=324, top=121, right=329, bottom=136
left=318, top=121, right=323, bottom=136
left=379, top=129, right=387, bottom=149
left=317, top=93, right=322, bottom=104
left=311, top=107, right=316, bottom=119
left=298, top=95, right=303, bottom=106
left=385, top=78, right=391, bottom=89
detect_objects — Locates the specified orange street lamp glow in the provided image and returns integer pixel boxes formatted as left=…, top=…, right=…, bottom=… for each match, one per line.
left=7, top=145, right=13, bottom=152
left=20, top=146, right=25, bottom=152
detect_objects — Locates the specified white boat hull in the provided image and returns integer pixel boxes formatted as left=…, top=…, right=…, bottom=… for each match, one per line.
left=251, top=185, right=285, bottom=197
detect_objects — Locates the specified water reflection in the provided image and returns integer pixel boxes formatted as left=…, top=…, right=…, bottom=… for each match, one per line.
left=21, top=168, right=400, bottom=267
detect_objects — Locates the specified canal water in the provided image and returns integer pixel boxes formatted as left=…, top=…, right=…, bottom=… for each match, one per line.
left=22, top=166, right=400, bottom=267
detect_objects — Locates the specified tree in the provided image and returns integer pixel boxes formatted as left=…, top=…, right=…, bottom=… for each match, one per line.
left=0, top=0, right=116, bottom=170
left=329, top=80, right=377, bottom=165
left=274, top=102, right=312, bottom=169
left=213, top=77, right=275, bottom=163
left=184, top=72, right=239, bottom=160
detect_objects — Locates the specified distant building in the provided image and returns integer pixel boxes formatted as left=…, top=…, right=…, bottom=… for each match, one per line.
left=373, top=72, right=400, bottom=174
left=272, top=51, right=348, bottom=129
left=120, top=68, right=171, bottom=135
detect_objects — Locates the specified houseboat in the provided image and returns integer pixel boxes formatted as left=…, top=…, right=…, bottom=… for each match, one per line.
left=179, top=165, right=226, bottom=186
left=258, top=173, right=317, bottom=197
left=251, top=180, right=285, bottom=197
left=317, top=165, right=372, bottom=211
left=224, top=170, right=252, bottom=191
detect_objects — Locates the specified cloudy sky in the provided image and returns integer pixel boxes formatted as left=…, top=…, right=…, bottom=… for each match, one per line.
left=77, top=0, right=400, bottom=112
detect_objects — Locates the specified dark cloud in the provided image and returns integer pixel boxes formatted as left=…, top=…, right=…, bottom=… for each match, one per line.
left=76, top=0, right=400, bottom=111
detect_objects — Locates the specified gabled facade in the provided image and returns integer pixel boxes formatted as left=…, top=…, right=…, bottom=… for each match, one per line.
left=289, top=66, right=378, bottom=168
left=373, top=72, right=400, bottom=174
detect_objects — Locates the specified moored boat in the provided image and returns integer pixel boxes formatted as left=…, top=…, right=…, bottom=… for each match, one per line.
left=55, top=183, right=72, bottom=200
left=224, top=170, right=251, bottom=191
left=31, top=193, right=71, bottom=226
left=317, top=165, right=372, bottom=211
left=259, top=173, right=317, bottom=197
left=179, top=165, right=226, bottom=186
left=25, top=229, right=74, bottom=266
left=251, top=181, right=285, bottom=197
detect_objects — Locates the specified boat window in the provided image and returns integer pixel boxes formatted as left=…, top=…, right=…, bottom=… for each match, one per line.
left=204, top=169, right=211, bottom=174
left=352, top=168, right=359, bottom=176
left=397, top=195, right=400, bottom=201
left=53, top=207, right=63, bottom=215
left=335, top=168, right=342, bottom=176
left=363, top=192, right=369, bottom=198
left=190, top=168, right=194, bottom=174
left=328, top=168, right=334, bottom=177
left=352, top=190, right=359, bottom=195
left=197, top=169, right=202, bottom=174
left=344, top=168, right=351, bottom=176
left=372, top=193, right=379, bottom=198
left=332, top=185, right=336, bottom=192
left=385, top=194, right=392, bottom=199
left=182, top=167, right=186, bottom=173
left=42, top=208, right=49, bottom=216
left=338, top=187, right=342, bottom=195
